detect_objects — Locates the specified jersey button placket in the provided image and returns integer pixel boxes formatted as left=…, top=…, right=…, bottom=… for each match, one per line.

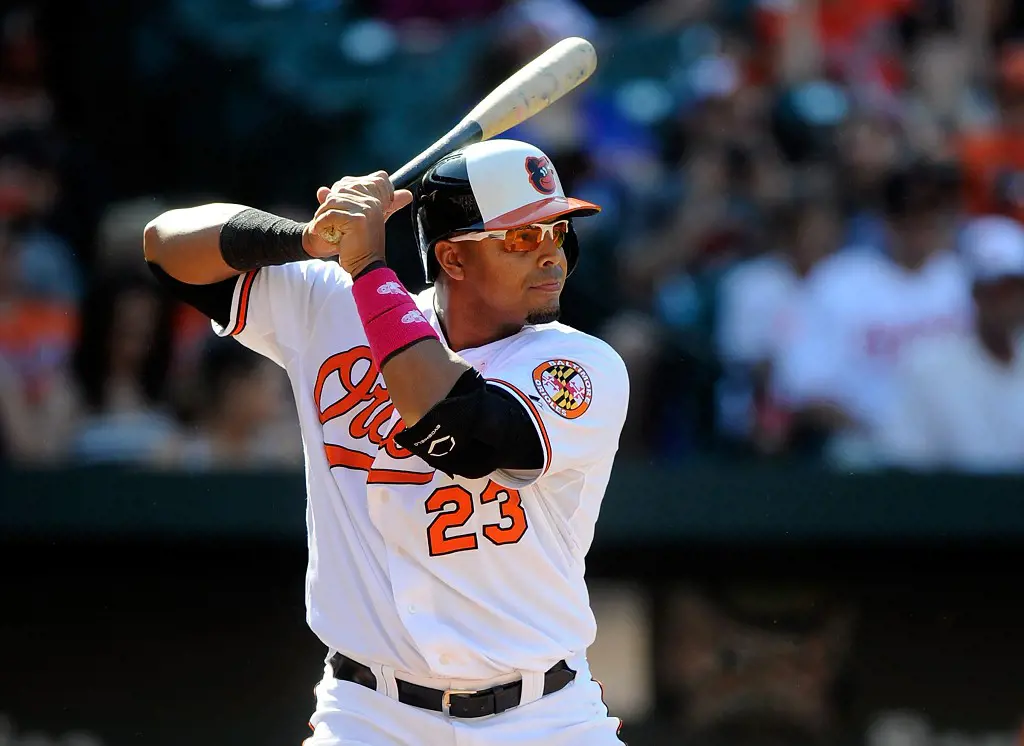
left=396, top=584, right=431, bottom=622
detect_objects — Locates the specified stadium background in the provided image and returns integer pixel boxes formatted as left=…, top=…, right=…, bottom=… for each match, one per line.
left=2, top=0, right=1024, bottom=744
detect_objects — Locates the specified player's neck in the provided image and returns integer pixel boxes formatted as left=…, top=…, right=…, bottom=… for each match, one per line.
left=889, top=241, right=941, bottom=272
left=978, top=322, right=1016, bottom=365
left=434, top=286, right=523, bottom=352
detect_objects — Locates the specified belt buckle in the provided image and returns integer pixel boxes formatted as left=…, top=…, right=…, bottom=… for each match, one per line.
left=441, top=688, right=477, bottom=717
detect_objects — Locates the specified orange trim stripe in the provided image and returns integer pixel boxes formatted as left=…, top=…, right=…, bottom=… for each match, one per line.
left=325, top=443, right=434, bottom=485
left=488, top=378, right=552, bottom=475
left=229, top=270, right=258, bottom=336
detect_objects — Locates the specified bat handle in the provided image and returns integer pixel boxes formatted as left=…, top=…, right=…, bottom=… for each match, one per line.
left=389, top=119, right=483, bottom=189
left=319, top=120, right=483, bottom=244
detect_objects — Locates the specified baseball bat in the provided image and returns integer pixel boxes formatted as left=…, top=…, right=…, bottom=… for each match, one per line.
left=320, top=36, right=598, bottom=243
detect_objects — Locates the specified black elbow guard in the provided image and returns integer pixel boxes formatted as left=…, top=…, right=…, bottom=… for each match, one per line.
left=394, top=369, right=544, bottom=479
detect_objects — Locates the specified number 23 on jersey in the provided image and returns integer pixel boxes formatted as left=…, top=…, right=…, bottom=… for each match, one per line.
left=425, top=481, right=528, bottom=557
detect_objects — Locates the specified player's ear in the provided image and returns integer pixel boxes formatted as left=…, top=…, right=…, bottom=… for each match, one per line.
left=435, top=241, right=466, bottom=282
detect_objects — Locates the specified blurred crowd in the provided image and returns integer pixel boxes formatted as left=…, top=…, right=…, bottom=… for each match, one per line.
left=6, top=0, right=1024, bottom=473
left=0, top=3, right=305, bottom=469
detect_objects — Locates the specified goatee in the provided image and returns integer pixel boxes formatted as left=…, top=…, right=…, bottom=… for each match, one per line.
left=526, top=306, right=561, bottom=325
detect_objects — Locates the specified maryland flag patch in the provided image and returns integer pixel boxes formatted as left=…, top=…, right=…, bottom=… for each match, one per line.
left=532, top=359, right=592, bottom=419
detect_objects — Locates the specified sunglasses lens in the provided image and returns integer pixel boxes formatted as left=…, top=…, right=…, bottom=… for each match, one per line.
left=503, top=221, right=569, bottom=252
left=505, top=226, right=541, bottom=252
left=551, top=222, right=568, bottom=248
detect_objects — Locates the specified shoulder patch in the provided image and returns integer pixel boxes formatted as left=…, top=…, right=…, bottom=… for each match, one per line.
left=532, top=359, right=592, bottom=419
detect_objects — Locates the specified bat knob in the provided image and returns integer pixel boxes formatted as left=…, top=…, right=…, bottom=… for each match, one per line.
left=320, top=226, right=341, bottom=244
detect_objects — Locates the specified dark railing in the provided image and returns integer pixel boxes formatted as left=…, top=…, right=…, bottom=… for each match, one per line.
left=4, top=461, right=1022, bottom=542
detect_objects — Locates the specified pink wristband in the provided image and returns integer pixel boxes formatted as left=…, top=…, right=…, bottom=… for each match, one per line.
left=351, top=266, right=440, bottom=369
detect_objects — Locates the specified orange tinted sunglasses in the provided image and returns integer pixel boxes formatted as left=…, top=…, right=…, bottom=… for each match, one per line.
left=447, top=220, right=569, bottom=253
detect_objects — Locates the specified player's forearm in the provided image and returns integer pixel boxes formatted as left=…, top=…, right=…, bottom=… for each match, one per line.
left=379, top=341, right=472, bottom=425
left=144, top=203, right=319, bottom=285
left=346, top=261, right=470, bottom=425
left=143, top=203, right=250, bottom=284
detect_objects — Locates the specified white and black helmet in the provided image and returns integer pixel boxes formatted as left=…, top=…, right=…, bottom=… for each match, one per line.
left=412, top=139, right=601, bottom=283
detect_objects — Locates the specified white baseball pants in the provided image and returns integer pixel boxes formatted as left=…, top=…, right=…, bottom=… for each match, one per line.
left=303, top=653, right=625, bottom=746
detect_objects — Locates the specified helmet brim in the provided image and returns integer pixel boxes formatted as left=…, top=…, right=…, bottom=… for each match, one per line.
left=483, top=197, right=601, bottom=231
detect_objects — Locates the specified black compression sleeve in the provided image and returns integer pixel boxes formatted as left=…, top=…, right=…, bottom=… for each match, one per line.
left=219, top=208, right=312, bottom=272
left=147, top=261, right=236, bottom=328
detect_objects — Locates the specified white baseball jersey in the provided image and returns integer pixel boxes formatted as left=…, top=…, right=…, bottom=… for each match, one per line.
left=877, top=331, right=1024, bottom=472
left=212, top=259, right=629, bottom=680
left=716, top=253, right=803, bottom=366
left=770, top=247, right=974, bottom=430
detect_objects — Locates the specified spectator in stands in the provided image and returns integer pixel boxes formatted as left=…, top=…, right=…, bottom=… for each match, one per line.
left=0, top=217, right=75, bottom=462
left=165, top=340, right=301, bottom=470
left=878, top=215, right=1024, bottom=472
left=69, top=268, right=179, bottom=465
left=607, top=142, right=736, bottom=457
left=616, top=127, right=785, bottom=456
left=715, top=190, right=842, bottom=453
left=834, top=113, right=903, bottom=254
left=0, top=6, right=53, bottom=136
left=960, top=42, right=1024, bottom=224
left=902, top=29, right=993, bottom=163
left=0, top=354, right=33, bottom=463
left=769, top=161, right=974, bottom=467
left=0, top=128, right=81, bottom=301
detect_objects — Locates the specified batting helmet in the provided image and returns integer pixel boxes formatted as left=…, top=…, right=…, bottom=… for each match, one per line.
left=412, top=139, right=601, bottom=283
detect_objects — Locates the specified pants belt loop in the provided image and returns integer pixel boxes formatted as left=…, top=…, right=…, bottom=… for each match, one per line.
left=379, top=663, right=399, bottom=700
left=361, top=660, right=388, bottom=698
left=517, top=669, right=545, bottom=707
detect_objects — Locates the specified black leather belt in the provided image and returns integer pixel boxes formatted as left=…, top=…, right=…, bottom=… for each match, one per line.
left=328, top=652, right=576, bottom=719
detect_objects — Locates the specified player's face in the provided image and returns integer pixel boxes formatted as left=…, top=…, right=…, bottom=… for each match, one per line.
left=891, top=211, right=946, bottom=267
left=791, top=206, right=839, bottom=272
left=0, top=225, right=12, bottom=297
left=1002, top=91, right=1024, bottom=134
left=452, top=222, right=569, bottom=326
left=975, top=277, right=1024, bottom=331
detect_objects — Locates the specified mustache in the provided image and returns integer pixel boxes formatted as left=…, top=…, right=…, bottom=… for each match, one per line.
left=529, top=270, right=565, bottom=285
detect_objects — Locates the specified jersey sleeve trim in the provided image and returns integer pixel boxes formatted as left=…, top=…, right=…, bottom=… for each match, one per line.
left=487, top=377, right=552, bottom=475
left=227, top=269, right=259, bottom=336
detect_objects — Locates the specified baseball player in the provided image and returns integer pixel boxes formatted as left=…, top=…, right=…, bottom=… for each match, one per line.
left=143, top=139, right=629, bottom=745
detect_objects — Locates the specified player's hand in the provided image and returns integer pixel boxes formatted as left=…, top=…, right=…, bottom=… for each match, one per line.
left=304, top=171, right=413, bottom=276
